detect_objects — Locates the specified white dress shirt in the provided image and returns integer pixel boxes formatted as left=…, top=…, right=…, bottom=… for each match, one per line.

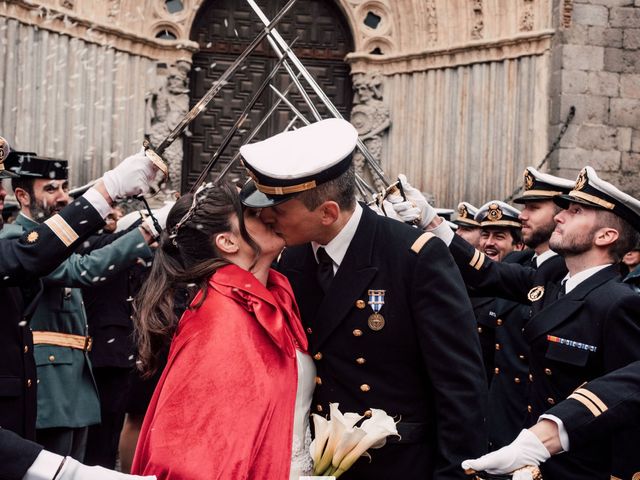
left=312, top=203, right=363, bottom=274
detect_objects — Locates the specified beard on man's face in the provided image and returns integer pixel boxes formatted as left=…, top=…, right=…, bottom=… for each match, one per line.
left=524, top=218, right=557, bottom=249
left=549, top=225, right=597, bottom=257
left=29, top=197, right=67, bottom=223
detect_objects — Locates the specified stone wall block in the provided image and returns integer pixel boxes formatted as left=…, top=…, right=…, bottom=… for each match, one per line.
left=563, top=44, right=604, bottom=71
left=610, top=7, right=640, bottom=28
left=621, top=73, right=640, bottom=98
left=622, top=152, right=640, bottom=172
left=561, top=94, right=610, bottom=123
left=632, top=129, right=640, bottom=152
left=604, top=48, right=640, bottom=73
left=554, top=166, right=583, bottom=181
left=572, top=4, right=610, bottom=26
left=582, top=0, right=633, bottom=6
left=563, top=69, right=589, bottom=93
left=610, top=98, right=640, bottom=126
left=557, top=148, right=621, bottom=172
left=588, top=71, right=620, bottom=96
left=623, top=29, right=640, bottom=49
left=617, top=127, right=633, bottom=150
left=576, top=125, right=621, bottom=150
left=588, top=26, right=623, bottom=47
left=562, top=24, right=589, bottom=45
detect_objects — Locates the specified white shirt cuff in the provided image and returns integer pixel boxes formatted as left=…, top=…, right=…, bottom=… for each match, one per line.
left=539, top=414, right=570, bottom=452
left=23, top=450, right=65, bottom=480
left=82, top=187, right=112, bottom=219
left=427, top=218, right=455, bottom=246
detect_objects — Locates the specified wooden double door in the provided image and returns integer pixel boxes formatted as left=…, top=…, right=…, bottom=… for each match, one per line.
left=184, top=0, right=354, bottom=190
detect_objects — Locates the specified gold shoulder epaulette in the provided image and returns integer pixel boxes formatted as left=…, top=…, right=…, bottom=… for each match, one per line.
left=411, top=232, right=435, bottom=254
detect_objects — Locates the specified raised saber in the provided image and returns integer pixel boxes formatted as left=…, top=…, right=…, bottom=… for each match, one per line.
left=246, top=0, right=389, bottom=187
left=213, top=74, right=302, bottom=184
left=269, top=85, right=375, bottom=201
left=190, top=42, right=296, bottom=192
left=150, top=0, right=299, bottom=158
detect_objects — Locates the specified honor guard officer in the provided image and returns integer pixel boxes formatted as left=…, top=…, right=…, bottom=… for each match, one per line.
left=486, top=169, right=574, bottom=450
left=470, top=201, right=524, bottom=385
left=397, top=167, right=640, bottom=480
left=464, top=359, right=640, bottom=480
left=0, top=136, right=159, bottom=479
left=239, top=119, right=488, bottom=480
left=453, top=202, right=482, bottom=247
left=3, top=151, right=156, bottom=461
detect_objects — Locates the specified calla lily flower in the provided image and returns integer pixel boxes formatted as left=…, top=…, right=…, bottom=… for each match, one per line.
left=309, top=414, right=330, bottom=467
left=313, top=403, right=361, bottom=475
left=331, top=408, right=400, bottom=478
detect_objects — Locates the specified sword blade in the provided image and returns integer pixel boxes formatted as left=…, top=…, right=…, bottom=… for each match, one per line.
left=213, top=74, right=301, bottom=184
left=246, top=0, right=389, bottom=187
left=155, top=0, right=299, bottom=156
left=190, top=43, right=294, bottom=192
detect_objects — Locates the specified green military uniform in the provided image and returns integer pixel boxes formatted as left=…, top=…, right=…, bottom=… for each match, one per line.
left=0, top=214, right=152, bottom=433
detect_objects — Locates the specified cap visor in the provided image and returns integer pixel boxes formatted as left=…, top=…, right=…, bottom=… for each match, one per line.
left=553, top=193, right=606, bottom=210
left=0, top=170, right=17, bottom=179
left=239, top=180, right=295, bottom=208
left=513, top=194, right=556, bottom=204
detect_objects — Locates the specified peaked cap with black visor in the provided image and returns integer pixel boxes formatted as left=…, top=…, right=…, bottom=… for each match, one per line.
left=554, top=166, right=640, bottom=233
left=239, top=118, right=359, bottom=208
left=3, top=150, right=68, bottom=180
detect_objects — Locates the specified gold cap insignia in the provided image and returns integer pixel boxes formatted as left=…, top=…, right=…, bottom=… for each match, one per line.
left=26, top=231, right=39, bottom=244
left=0, top=136, right=9, bottom=170
left=527, top=286, right=545, bottom=302
left=575, top=169, right=588, bottom=191
left=524, top=169, right=534, bottom=191
left=487, top=203, right=503, bottom=222
left=458, top=204, right=469, bottom=218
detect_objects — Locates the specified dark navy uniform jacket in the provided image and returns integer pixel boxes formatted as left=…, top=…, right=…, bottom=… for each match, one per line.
left=548, top=360, right=640, bottom=480
left=0, top=197, right=104, bottom=476
left=448, top=234, right=640, bottom=479
left=280, top=206, right=488, bottom=480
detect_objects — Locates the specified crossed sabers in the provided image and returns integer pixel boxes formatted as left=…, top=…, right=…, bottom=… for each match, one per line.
left=149, top=0, right=398, bottom=203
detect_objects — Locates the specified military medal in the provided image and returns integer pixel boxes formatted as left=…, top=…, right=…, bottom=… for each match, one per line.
left=367, top=289, right=385, bottom=331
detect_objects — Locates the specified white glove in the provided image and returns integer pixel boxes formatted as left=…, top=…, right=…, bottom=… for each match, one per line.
left=57, top=456, right=156, bottom=479
left=461, top=429, right=551, bottom=478
left=386, top=174, right=436, bottom=229
left=102, top=150, right=163, bottom=200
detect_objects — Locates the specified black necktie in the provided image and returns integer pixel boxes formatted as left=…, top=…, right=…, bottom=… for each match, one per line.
left=316, top=247, right=334, bottom=294
left=557, top=280, right=567, bottom=299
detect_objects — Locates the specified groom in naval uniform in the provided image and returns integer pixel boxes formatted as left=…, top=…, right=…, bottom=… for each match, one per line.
left=239, top=118, right=488, bottom=480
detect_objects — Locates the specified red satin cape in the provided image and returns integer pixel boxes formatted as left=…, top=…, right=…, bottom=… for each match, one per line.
left=132, top=264, right=308, bottom=480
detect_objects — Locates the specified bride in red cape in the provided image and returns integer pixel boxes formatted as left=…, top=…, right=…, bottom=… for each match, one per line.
left=130, top=182, right=315, bottom=479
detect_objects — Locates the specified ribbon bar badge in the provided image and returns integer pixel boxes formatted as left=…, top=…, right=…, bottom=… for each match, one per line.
left=547, top=335, right=597, bottom=352
left=367, top=289, right=386, bottom=331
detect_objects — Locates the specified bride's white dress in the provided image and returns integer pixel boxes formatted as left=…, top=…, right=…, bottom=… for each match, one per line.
left=290, top=351, right=316, bottom=479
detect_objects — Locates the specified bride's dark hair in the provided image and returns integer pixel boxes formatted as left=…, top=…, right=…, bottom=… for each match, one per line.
left=133, top=182, right=260, bottom=376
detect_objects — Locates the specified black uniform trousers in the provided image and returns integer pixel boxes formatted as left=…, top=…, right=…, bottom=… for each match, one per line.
left=280, top=206, right=488, bottom=480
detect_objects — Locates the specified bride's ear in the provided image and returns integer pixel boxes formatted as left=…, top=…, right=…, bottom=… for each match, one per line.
left=214, top=232, right=240, bottom=254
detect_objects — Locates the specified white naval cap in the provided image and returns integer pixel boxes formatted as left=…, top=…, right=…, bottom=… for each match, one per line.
left=513, top=166, right=575, bottom=204
left=476, top=200, right=521, bottom=228
left=239, top=118, right=358, bottom=208
left=454, top=202, right=480, bottom=227
left=554, top=166, right=640, bottom=232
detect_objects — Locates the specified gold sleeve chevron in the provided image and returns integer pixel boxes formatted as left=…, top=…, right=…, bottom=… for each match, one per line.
left=44, top=214, right=79, bottom=247
left=469, top=249, right=486, bottom=270
left=567, top=387, right=608, bottom=418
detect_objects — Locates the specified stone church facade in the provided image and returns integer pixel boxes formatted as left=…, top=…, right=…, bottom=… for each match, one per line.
left=0, top=0, right=638, bottom=206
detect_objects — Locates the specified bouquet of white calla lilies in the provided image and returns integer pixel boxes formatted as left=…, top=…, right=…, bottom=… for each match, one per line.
left=309, top=403, right=400, bottom=478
